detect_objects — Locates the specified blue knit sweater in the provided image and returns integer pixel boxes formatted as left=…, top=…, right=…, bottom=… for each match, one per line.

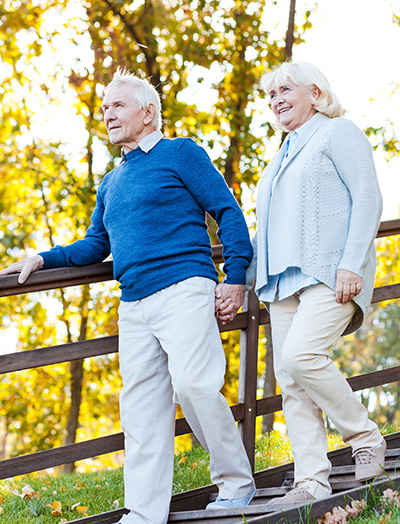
left=40, top=137, right=253, bottom=301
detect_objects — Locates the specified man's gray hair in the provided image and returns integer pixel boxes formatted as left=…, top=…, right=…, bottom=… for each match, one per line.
left=104, top=68, right=162, bottom=130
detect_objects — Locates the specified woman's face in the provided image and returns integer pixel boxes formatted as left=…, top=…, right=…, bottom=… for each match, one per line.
left=269, top=82, right=319, bottom=132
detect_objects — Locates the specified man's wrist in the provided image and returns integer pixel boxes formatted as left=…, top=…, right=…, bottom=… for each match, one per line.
left=35, top=255, right=44, bottom=270
left=224, top=277, right=246, bottom=286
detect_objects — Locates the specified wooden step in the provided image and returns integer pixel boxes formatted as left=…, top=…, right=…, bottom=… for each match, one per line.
left=66, top=437, right=400, bottom=523
left=281, top=451, right=400, bottom=493
left=169, top=446, right=400, bottom=522
left=169, top=474, right=400, bottom=524
left=169, top=501, right=289, bottom=523
left=245, top=475, right=400, bottom=524
left=65, top=508, right=128, bottom=524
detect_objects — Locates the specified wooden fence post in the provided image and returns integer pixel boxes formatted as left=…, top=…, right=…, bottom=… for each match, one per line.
left=238, top=288, right=260, bottom=471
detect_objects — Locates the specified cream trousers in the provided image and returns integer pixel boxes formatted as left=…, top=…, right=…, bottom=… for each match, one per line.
left=269, top=283, right=382, bottom=499
left=118, top=277, right=254, bottom=524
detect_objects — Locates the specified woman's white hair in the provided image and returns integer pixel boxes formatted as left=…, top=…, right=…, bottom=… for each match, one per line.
left=260, top=61, right=343, bottom=130
left=104, top=68, right=162, bottom=130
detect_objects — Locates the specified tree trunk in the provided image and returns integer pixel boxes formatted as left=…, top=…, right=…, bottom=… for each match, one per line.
left=64, top=358, right=84, bottom=473
left=285, top=0, right=296, bottom=59
left=64, top=288, right=89, bottom=473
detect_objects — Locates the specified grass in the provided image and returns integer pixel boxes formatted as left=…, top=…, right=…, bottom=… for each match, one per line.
left=0, top=469, right=124, bottom=523
left=314, top=482, right=400, bottom=524
left=0, top=428, right=398, bottom=523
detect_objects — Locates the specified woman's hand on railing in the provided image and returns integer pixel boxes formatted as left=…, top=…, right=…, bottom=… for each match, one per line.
left=0, top=255, right=44, bottom=284
left=215, top=283, right=246, bottom=325
left=335, top=268, right=362, bottom=305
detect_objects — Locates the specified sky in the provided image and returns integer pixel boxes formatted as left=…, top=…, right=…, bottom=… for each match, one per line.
left=290, top=0, right=400, bottom=219
left=179, top=0, right=400, bottom=220
left=10, top=0, right=399, bottom=220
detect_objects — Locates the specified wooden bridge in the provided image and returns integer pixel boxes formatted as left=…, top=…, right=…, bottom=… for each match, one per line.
left=0, top=218, right=400, bottom=524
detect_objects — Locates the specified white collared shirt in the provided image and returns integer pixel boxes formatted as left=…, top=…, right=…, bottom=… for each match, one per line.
left=136, top=129, right=163, bottom=153
left=121, top=129, right=163, bottom=161
left=260, top=118, right=320, bottom=303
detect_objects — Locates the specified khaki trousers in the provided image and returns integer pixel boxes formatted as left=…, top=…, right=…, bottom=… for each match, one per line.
left=118, top=277, right=254, bottom=524
left=269, top=284, right=381, bottom=499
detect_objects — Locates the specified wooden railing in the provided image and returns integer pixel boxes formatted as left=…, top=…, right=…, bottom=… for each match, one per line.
left=0, top=219, right=399, bottom=478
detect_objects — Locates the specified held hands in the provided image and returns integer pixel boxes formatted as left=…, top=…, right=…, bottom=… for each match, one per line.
left=0, top=255, right=44, bottom=284
left=335, top=269, right=362, bottom=304
left=214, top=283, right=246, bottom=325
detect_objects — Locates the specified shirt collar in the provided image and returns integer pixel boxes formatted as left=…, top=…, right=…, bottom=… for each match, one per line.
left=136, top=129, right=163, bottom=153
left=121, top=129, right=163, bottom=162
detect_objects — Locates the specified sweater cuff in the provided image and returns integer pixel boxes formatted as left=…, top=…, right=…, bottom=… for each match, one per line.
left=38, top=247, right=65, bottom=270
left=224, top=268, right=247, bottom=285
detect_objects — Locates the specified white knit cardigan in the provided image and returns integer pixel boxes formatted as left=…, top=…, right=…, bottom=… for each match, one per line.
left=247, top=112, right=382, bottom=335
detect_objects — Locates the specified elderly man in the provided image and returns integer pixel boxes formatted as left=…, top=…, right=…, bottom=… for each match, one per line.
left=0, top=71, right=256, bottom=522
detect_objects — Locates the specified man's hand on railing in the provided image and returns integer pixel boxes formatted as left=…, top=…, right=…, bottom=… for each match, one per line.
left=214, top=283, right=246, bottom=325
left=0, top=255, right=44, bottom=284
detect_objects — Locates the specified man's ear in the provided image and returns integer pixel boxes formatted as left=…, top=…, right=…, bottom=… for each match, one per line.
left=143, top=103, right=156, bottom=125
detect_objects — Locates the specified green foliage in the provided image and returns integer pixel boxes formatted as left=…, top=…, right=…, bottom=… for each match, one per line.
left=365, top=123, right=400, bottom=161
left=79, top=0, right=315, bottom=196
left=364, top=12, right=400, bottom=164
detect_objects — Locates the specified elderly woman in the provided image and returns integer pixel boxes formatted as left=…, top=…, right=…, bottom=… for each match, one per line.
left=249, top=61, right=385, bottom=509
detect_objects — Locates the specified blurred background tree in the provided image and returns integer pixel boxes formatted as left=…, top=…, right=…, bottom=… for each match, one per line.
left=0, top=0, right=315, bottom=470
left=1, top=0, right=399, bottom=473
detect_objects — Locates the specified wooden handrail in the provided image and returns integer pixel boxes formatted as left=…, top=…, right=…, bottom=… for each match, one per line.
left=372, top=283, right=400, bottom=303
left=0, top=404, right=246, bottom=479
left=4, top=362, right=400, bottom=480
left=0, top=218, right=397, bottom=299
left=0, top=245, right=225, bottom=298
left=0, top=262, right=114, bottom=298
left=257, top=365, right=400, bottom=416
left=0, top=217, right=398, bottom=479
left=2, top=282, right=400, bottom=376
left=377, top=218, right=400, bottom=238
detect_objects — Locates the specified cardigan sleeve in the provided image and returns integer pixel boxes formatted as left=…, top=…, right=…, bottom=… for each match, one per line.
left=331, top=119, right=382, bottom=276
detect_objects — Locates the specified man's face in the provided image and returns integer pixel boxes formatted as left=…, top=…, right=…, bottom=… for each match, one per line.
left=102, top=83, right=150, bottom=151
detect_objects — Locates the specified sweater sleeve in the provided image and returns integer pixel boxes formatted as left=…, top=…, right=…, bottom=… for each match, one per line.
left=331, top=119, right=382, bottom=276
left=39, top=191, right=111, bottom=269
left=176, top=139, right=253, bottom=284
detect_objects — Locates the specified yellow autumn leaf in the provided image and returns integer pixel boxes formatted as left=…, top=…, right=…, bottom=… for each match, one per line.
left=77, top=506, right=89, bottom=514
left=46, top=500, right=62, bottom=516
left=12, top=485, right=40, bottom=500
left=178, top=456, right=187, bottom=465
left=0, top=507, right=4, bottom=514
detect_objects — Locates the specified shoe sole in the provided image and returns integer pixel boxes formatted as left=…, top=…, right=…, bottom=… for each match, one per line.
left=265, top=500, right=314, bottom=512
